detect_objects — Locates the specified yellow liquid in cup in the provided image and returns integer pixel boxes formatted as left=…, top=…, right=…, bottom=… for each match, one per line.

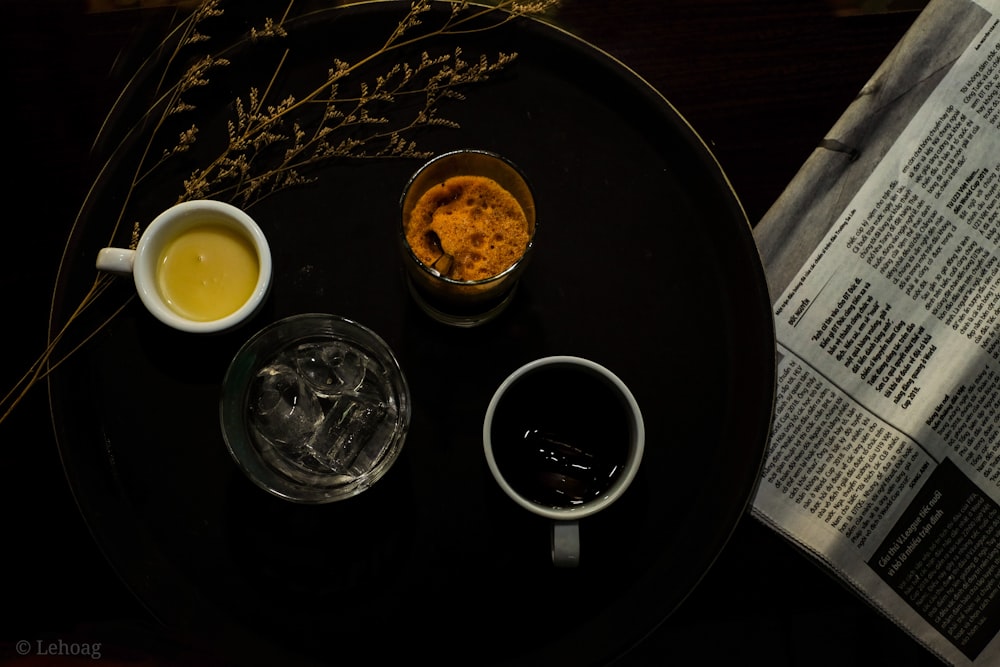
left=157, top=223, right=260, bottom=322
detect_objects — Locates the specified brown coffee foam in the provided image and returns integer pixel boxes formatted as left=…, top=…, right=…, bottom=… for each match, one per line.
left=406, top=175, right=529, bottom=281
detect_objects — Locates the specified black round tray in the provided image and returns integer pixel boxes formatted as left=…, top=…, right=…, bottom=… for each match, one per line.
left=48, top=3, right=775, bottom=665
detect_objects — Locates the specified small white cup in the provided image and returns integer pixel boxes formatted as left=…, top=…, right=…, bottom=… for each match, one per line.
left=483, top=356, right=645, bottom=567
left=96, top=200, right=272, bottom=333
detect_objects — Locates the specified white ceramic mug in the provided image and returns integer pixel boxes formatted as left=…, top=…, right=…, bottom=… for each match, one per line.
left=483, top=356, right=645, bottom=567
left=96, top=200, right=272, bottom=333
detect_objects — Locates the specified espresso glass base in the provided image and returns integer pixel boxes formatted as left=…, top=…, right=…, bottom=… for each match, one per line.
left=406, top=278, right=518, bottom=327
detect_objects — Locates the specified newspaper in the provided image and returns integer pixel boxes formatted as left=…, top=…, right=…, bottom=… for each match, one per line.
left=752, top=0, right=1000, bottom=664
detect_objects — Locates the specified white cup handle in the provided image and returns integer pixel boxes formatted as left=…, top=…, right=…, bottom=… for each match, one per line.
left=96, top=247, right=137, bottom=275
left=551, top=520, right=580, bottom=568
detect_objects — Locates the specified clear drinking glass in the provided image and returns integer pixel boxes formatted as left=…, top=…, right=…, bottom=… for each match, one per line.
left=399, top=150, right=537, bottom=327
left=220, top=313, right=410, bottom=503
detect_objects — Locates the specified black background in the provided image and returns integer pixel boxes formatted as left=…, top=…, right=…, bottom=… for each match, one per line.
left=2, top=1, right=945, bottom=665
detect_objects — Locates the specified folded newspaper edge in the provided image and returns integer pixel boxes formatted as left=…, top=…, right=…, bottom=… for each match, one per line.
left=753, top=0, right=1000, bottom=665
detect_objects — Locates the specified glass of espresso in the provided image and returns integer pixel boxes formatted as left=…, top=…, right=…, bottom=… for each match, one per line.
left=399, top=150, right=537, bottom=327
left=483, top=356, right=645, bottom=567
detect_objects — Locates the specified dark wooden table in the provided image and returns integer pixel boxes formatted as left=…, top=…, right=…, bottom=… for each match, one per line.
left=1, top=1, right=943, bottom=664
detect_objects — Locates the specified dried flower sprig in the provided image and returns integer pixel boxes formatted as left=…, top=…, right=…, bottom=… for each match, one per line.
left=1, top=0, right=561, bottom=425
left=186, top=45, right=521, bottom=206
left=176, top=0, right=546, bottom=208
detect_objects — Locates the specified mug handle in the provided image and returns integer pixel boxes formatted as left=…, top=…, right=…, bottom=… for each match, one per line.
left=96, top=247, right=137, bottom=275
left=551, top=520, right=580, bottom=567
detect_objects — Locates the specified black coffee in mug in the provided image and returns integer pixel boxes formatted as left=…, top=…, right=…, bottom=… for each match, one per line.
left=489, top=364, right=632, bottom=508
